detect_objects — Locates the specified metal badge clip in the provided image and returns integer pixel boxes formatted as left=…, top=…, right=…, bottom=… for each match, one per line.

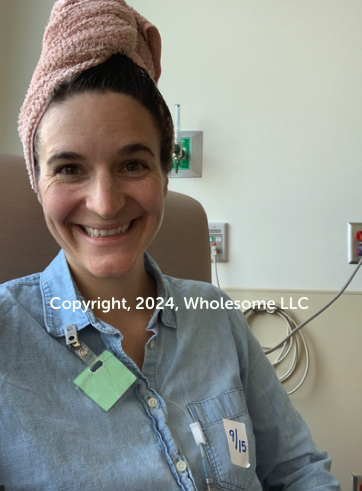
left=65, top=324, right=80, bottom=347
left=64, top=324, right=97, bottom=366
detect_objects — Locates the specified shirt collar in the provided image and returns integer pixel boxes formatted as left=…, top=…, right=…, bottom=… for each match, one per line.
left=40, top=250, right=177, bottom=337
left=144, top=253, right=177, bottom=329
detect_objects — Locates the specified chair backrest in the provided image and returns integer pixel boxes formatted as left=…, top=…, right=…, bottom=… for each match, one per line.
left=0, top=153, right=211, bottom=284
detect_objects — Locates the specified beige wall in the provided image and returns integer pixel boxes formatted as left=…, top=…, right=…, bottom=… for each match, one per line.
left=132, top=0, right=362, bottom=292
left=0, top=0, right=54, bottom=156
left=0, top=2, right=15, bottom=148
left=1, top=1, right=361, bottom=490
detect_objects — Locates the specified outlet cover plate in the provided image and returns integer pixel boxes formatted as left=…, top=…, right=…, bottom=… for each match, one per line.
left=352, top=473, right=362, bottom=491
left=348, top=222, right=362, bottom=264
left=209, top=222, right=228, bottom=262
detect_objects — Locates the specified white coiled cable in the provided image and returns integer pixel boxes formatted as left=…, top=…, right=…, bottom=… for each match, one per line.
left=211, top=249, right=362, bottom=394
left=244, top=305, right=309, bottom=395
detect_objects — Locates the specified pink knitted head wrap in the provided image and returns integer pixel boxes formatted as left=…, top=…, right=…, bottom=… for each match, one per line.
left=18, top=0, right=162, bottom=192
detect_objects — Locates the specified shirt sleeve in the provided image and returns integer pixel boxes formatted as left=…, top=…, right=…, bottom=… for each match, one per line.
left=224, top=294, right=341, bottom=491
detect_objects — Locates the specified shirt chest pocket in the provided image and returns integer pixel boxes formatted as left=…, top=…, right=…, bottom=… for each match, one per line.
left=187, top=389, right=256, bottom=491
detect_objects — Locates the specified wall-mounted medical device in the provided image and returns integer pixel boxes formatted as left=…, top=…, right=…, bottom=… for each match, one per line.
left=170, top=104, right=203, bottom=178
left=208, top=222, right=228, bottom=262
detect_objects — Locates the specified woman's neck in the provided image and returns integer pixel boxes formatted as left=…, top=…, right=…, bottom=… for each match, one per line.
left=67, top=255, right=157, bottom=369
left=68, top=255, right=157, bottom=317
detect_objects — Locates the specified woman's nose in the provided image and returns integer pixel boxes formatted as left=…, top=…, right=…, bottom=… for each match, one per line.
left=86, top=173, right=125, bottom=218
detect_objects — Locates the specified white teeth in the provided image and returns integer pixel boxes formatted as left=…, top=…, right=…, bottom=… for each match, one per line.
left=82, top=222, right=132, bottom=238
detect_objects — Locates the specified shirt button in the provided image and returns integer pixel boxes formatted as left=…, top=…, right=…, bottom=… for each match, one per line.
left=176, top=460, right=187, bottom=472
left=148, top=397, right=158, bottom=408
left=149, top=340, right=156, bottom=350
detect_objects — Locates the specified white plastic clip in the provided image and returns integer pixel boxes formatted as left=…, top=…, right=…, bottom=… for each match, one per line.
left=189, top=422, right=207, bottom=446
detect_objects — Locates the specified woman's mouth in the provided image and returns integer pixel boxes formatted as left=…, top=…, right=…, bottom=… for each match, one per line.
left=80, top=220, right=133, bottom=238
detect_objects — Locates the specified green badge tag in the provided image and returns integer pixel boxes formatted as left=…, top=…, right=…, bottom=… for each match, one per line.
left=74, top=350, right=137, bottom=411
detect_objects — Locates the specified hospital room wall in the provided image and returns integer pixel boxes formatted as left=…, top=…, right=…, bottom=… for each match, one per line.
left=0, top=1, right=361, bottom=490
left=133, top=0, right=362, bottom=292
left=0, top=1, right=51, bottom=159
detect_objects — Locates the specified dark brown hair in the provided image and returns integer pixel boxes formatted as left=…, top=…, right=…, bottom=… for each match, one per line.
left=34, top=54, right=173, bottom=177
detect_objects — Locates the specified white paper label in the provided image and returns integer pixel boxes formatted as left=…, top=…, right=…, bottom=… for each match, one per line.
left=222, top=419, right=250, bottom=468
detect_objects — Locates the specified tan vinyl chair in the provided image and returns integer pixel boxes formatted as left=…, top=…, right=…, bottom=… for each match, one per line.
left=0, top=153, right=211, bottom=284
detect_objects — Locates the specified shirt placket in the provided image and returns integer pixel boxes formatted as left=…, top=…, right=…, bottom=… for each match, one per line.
left=101, top=328, right=198, bottom=491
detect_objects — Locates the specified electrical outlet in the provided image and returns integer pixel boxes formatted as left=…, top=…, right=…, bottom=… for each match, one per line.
left=352, top=473, right=362, bottom=491
left=348, top=222, right=362, bottom=264
left=209, top=222, right=228, bottom=262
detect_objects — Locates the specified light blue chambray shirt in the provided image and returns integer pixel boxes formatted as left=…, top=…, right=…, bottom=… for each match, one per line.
left=0, top=250, right=340, bottom=491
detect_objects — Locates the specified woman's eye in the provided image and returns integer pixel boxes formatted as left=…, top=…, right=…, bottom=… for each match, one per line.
left=124, top=161, right=146, bottom=173
left=57, top=165, right=80, bottom=175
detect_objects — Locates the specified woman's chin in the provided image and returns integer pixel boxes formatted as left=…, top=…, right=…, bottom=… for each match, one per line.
left=66, top=253, right=140, bottom=282
left=87, top=261, right=136, bottom=280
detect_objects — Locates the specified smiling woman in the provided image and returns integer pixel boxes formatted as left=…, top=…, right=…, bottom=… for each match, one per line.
left=0, top=0, right=341, bottom=490
left=36, top=91, right=168, bottom=283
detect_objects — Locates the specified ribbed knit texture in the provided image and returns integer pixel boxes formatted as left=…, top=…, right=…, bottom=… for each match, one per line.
left=18, top=0, right=162, bottom=192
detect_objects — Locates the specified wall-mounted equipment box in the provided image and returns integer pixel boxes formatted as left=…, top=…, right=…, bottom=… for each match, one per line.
left=170, top=131, right=203, bottom=178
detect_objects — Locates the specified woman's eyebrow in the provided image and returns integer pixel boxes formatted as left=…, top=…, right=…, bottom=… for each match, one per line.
left=46, top=144, right=155, bottom=166
left=119, top=143, right=155, bottom=158
left=46, top=151, right=85, bottom=166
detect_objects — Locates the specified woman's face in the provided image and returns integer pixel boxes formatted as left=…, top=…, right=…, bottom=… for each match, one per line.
left=36, top=92, right=168, bottom=281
